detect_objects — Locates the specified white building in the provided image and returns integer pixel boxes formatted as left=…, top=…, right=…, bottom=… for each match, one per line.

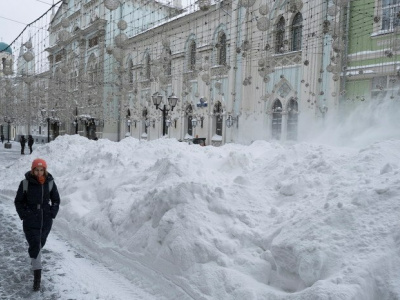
left=11, top=0, right=345, bottom=146
left=45, top=0, right=183, bottom=140
left=121, top=0, right=339, bottom=145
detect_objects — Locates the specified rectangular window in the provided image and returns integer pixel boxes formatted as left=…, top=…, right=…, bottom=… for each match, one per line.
left=382, top=0, right=400, bottom=30
left=188, top=116, right=193, bottom=136
left=88, top=36, right=98, bottom=48
left=190, top=42, right=196, bottom=70
left=55, top=53, right=63, bottom=62
left=216, top=116, right=223, bottom=135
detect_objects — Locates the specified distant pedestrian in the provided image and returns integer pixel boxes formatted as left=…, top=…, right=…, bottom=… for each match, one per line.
left=14, top=158, right=60, bottom=292
left=28, top=135, right=34, bottom=154
left=20, top=136, right=26, bottom=155
left=1, top=134, right=4, bottom=143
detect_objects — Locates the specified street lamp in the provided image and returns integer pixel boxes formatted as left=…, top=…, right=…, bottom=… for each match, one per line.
left=41, top=109, right=54, bottom=143
left=151, top=92, right=178, bottom=136
left=3, top=116, right=15, bottom=148
left=191, top=117, right=198, bottom=128
left=126, top=119, right=131, bottom=136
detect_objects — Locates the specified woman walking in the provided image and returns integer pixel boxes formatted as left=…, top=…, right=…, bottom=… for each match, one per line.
left=14, top=158, right=61, bottom=291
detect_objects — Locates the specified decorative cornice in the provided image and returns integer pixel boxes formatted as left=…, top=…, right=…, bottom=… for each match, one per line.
left=183, top=70, right=198, bottom=81
left=81, top=19, right=107, bottom=36
left=70, top=10, right=81, bottom=20
left=140, top=80, right=151, bottom=88
left=210, top=65, right=229, bottom=77
left=125, top=4, right=225, bottom=46
left=272, top=51, right=302, bottom=67
left=83, top=0, right=100, bottom=9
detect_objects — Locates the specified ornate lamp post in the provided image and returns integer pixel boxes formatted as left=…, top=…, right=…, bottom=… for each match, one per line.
left=126, top=119, right=131, bottom=136
left=151, top=92, right=178, bottom=136
left=41, top=109, right=57, bottom=143
left=3, top=116, right=15, bottom=148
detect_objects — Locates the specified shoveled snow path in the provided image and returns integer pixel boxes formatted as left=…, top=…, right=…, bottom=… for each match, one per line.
left=0, top=194, right=190, bottom=300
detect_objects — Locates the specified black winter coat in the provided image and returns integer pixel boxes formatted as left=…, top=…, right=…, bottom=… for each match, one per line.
left=14, top=172, right=60, bottom=229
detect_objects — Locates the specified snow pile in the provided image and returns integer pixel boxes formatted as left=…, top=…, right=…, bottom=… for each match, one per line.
left=1, top=135, right=400, bottom=299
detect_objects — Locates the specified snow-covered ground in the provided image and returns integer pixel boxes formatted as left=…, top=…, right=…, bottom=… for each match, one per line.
left=1, top=99, right=400, bottom=299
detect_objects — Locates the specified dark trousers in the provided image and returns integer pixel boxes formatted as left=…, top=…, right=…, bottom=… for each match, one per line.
left=23, top=223, right=52, bottom=259
left=21, top=146, right=25, bottom=154
left=29, top=145, right=33, bottom=154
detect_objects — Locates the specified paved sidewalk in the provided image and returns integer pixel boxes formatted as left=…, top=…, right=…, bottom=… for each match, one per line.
left=0, top=141, right=40, bottom=163
left=1, top=141, right=21, bottom=161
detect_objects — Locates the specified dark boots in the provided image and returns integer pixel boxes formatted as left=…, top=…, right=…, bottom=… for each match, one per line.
left=33, top=269, right=41, bottom=291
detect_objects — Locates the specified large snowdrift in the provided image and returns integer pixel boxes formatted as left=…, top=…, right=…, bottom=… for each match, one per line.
left=1, top=133, right=400, bottom=299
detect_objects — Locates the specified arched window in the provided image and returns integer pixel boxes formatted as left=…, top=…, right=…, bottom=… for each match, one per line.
left=275, top=17, right=285, bottom=53
left=145, top=53, right=151, bottom=80
left=188, top=116, right=193, bottom=136
left=70, top=70, right=78, bottom=90
left=272, top=99, right=283, bottom=140
left=189, top=40, right=196, bottom=70
left=164, top=47, right=172, bottom=76
left=185, top=104, right=193, bottom=136
left=213, top=101, right=223, bottom=135
left=217, top=32, right=227, bottom=65
left=291, top=13, right=303, bottom=51
left=142, top=108, right=148, bottom=134
left=128, top=59, right=134, bottom=84
left=287, top=98, right=298, bottom=140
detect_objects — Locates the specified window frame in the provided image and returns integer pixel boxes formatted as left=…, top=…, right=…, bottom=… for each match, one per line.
left=145, top=53, right=151, bottom=80
left=381, top=0, right=400, bottom=30
left=189, top=40, right=196, bottom=71
left=275, top=17, right=285, bottom=54
left=217, top=32, right=227, bottom=66
left=291, top=13, right=303, bottom=51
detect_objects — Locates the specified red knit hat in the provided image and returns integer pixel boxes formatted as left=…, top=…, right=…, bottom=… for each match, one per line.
left=31, top=158, right=47, bottom=170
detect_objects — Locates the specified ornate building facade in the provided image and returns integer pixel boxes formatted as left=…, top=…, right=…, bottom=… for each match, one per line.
left=45, top=0, right=182, bottom=140
left=11, top=0, right=394, bottom=146
left=120, top=0, right=340, bottom=145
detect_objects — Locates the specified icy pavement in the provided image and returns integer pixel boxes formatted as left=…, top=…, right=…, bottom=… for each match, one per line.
left=0, top=195, right=166, bottom=299
left=0, top=196, right=61, bottom=299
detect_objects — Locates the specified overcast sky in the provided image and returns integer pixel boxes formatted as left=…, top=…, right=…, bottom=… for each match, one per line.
left=0, top=0, right=55, bottom=46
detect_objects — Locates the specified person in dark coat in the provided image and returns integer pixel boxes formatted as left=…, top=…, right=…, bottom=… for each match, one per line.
left=28, top=135, right=34, bottom=154
left=20, top=136, right=26, bottom=155
left=14, top=158, right=61, bottom=292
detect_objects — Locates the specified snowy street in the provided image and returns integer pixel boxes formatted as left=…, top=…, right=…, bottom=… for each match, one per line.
left=0, top=142, right=190, bottom=300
